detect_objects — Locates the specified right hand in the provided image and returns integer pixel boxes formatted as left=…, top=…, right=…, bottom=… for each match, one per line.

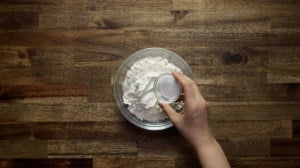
left=159, top=71, right=213, bottom=148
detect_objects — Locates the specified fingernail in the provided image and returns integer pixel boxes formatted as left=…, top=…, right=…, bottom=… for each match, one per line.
left=158, top=101, right=167, bottom=106
left=172, top=71, right=179, bottom=76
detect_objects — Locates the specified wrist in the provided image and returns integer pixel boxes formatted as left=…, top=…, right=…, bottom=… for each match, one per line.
left=194, top=131, right=215, bottom=149
left=195, top=135, right=216, bottom=154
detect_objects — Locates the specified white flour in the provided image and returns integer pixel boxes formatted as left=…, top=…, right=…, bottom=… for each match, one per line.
left=122, top=57, right=181, bottom=122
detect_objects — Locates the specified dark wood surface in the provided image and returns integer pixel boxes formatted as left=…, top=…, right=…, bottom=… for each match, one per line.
left=0, top=0, right=300, bottom=167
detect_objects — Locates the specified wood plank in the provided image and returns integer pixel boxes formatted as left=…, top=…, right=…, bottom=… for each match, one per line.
left=25, top=47, right=119, bottom=68
left=267, top=47, right=300, bottom=83
left=0, top=97, right=87, bottom=104
left=46, top=0, right=173, bottom=11
left=0, top=11, right=38, bottom=30
left=171, top=47, right=294, bottom=67
left=94, top=156, right=300, bottom=168
left=0, top=67, right=73, bottom=85
left=0, top=123, right=32, bottom=140
left=209, top=102, right=300, bottom=120
left=218, top=138, right=270, bottom=157
left=94, top=157, right=175, bottom=168
left=0, top=159, right=93, bottom=168
left=0, top=66, right=110, bottom=85
left=0, top=103, right=123, bottom=122
left=200, top=84, right=300, bottom=102
left=93, top=157, right=137, bottom=168
left=175, top=157, right=200, bottom=168
left=267, top=64, right=300, bottom=84
left=0, top=46, right=123, bottom=68
left=38, top=10, right=273, bottom=31
left=173, top=0, right=300, bottom=11
left=0, top=4, right=41, bottom=12
left=193, top=65, right=266, bottom=85
left=170, top=9, right=271, bottom=32
left=125, top=29, right=300, bottom=48
left=88, top=85, right=114, bottom=103
left=0, top=0, right=52, bottom=4
left=271, top=138, right=300, bottom=156
left=0, top=46, right=32, bottom=68
left=293, top=120, right=300, bottom=138
left=0, top=85, right=87, bottom=101
left=74, top=66, right=111, bottom=85
left=271, top=15, right=300, bottom=29
left=268, top=47, right=300, bottom=65
left=138, top=131, right=270, bottom=157
left=0, top=121, right=292, bottom=144
left=119, top=47, right=274, bottom=86
left=0, top=67, right=39, bottom=85
left=0, top=122, right=138, bottom=141
left=0, top=115, right=292, bottom=140
left=74, top=47, right=125, bottom=67
left=0, top=0, right=173, bottom=12
left=26, top=48, right=75, bottom=67
left=229, top=157, right=300, bottom=168
left=47, top=140, right=138, bottom=156
left=0, top=48, right=111, bottom=85
left=39, top=11, right=98, bottom=30
left=136, top=158, right=174, bottom=168
left=137, top=132, right=195, bottom=158
left=185, top=47, right=300, bottom=85
left=177, top=46, right=265, bottom=66
left=0, top=140, right=47, bottom=158
left=0, top=30, right=125, bottom=48
left=211, top=120, right=292, bottom=138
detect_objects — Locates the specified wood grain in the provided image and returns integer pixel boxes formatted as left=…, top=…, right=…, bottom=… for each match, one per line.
left=0, top=122, right=138, bottom=141
left=293, top=120, right=300, bottom=138
left=0, top=140, right=47, bottom=158
left=0, top=103, right=122, bottom=122
left=0, top=159, right=93, bottom=168
left=271, top=138, right=300, bottom=156
left=209, top=101, right=300, bottom=120
left=267, top=47, right=300, bottom=83
left=47, top=140, right=138, bottom=156
left=173, top=0, right=300, bottom=11
left=0, top=30, right=125, bottom=48
left=0, top=85, right=87, bottom=100
left=125, top=29, right=300, bottom=48
left=218, top=138, right=270, bottom=157
left=199, top=84, right=300, bottom=102
left=229, top=157, right=300, bottom=168
left=0, top=11, right=39, bottom=30
left=0, top=0, right=299, bottom=167
left=94, top=157, right=176, bottom=168
left=211, top=120, right=292, bottom=139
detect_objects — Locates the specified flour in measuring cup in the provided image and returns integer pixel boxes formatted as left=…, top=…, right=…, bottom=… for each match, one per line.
left=122, top=57, right=181, bottom=122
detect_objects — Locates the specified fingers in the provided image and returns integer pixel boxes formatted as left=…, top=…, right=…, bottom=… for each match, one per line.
left=172, top=71, right=197, bottom=100
left=176, top=94, right=184, bottom=102
left=172, top=71, right=192, bottom=88
left=158, top=102, right=180, bottom=124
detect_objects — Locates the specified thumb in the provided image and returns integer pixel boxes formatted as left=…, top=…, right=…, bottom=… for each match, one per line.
left=158, top=102, right=180, bottom=124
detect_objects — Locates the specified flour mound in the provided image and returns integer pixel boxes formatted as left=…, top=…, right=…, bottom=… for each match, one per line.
left=122, top=57, right=181, bottom=122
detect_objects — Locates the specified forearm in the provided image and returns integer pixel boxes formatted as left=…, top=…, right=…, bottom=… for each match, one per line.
left=196, top=137, right=230, bottom=168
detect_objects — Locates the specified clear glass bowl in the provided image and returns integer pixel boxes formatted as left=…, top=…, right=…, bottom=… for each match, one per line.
left=113, top=48, right=193, bottom=131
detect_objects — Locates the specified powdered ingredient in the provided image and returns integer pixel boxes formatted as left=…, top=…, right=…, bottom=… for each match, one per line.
left=122, top=57, right=181, bottom=122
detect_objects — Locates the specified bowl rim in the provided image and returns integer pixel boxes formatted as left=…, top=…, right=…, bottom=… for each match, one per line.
left=113, top=47, right=193, bottom=131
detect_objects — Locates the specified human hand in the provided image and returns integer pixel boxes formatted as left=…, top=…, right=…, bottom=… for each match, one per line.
left=159, top=71, right=213, bottom=148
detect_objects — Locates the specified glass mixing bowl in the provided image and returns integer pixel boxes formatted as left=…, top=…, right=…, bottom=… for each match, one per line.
left=113, top=48, right=194, bottom=131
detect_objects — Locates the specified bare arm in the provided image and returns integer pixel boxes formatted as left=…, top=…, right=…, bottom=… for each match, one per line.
left=159, top=71, right=230, bottom=168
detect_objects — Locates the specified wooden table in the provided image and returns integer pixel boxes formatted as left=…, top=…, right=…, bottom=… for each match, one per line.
left=0, top=0, right=300, bottom=167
